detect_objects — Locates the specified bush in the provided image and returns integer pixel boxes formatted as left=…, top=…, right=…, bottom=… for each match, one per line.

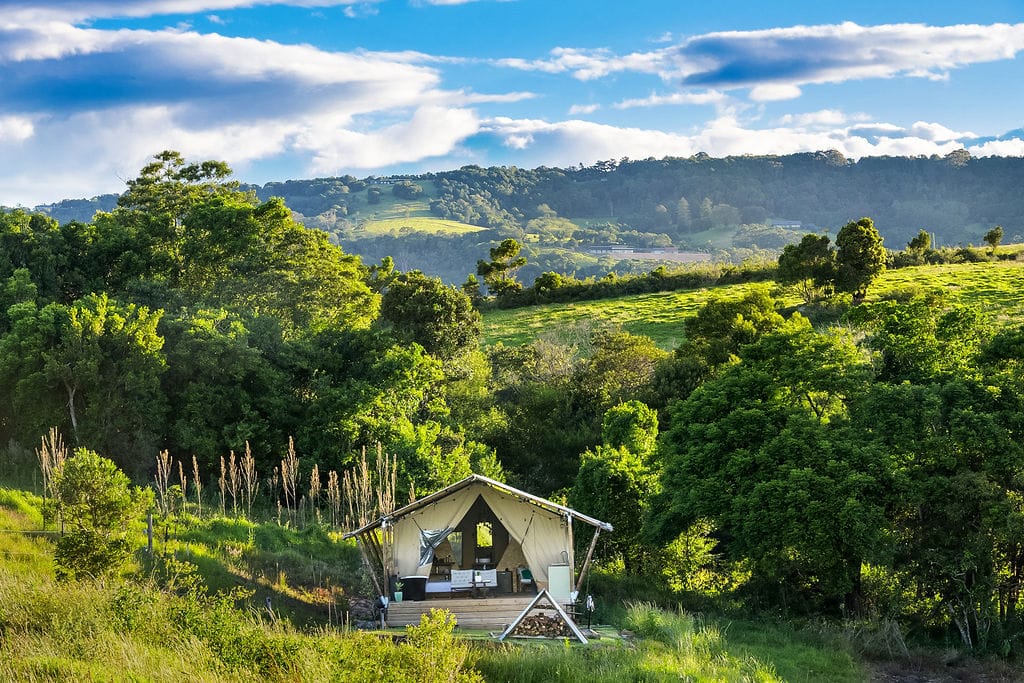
left=50, top=450, right=153, bottom=581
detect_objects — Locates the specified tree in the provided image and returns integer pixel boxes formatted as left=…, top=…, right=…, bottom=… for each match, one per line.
left=847, top=297, right=992, bottom=384
left=576, top=330, right=668, bottom=411
left=379, top=270, right=481, bottom=361
left=477, top=239, right=527, bottom=296
left=984, top=225, right=1003, bottom=256
left=600, top=399, right=658, bottom=461
left=682, top=286, right=786, bottom=367
left=835, top=217, right=886, bottom=304
left=675, top=196, right=692, bottom=232
left=0, top=294, right=167, bottom=472
left=777, top=233, right=836, bottom=303
left=50, top=448, right=153, bottom=581
left=651, top=319, right=886, bottom=612
left=570, top=401, right=660, bottom=574
left=461, top=274, right=483, bottom=307
left=160, top=308, right=286, bottom=467
left=907, top=229, right=931, bottom=253
left=117, top=150, right=242, bottom=221
left=392, top=181, right=424, bottom=200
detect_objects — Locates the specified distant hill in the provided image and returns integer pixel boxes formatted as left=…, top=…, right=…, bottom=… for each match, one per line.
left=27, top=151, right=1024, bottom=284
left=33, top=194, right=120, bottom=223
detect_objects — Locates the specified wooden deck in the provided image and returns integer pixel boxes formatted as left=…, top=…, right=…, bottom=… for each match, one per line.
left=386, top=594, right=541, bottom=630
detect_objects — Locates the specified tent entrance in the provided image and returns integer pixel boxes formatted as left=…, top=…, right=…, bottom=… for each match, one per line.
left=425, top=494, right=523, bottom=572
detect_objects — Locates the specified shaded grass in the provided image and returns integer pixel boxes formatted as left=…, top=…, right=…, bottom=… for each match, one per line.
left=482, top=261, right=1024, bottom=349
left=722, top=618, right=863, bottom=683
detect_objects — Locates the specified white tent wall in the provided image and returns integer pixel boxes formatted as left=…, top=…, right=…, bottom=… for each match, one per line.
left=392, top=486, right=479, bottom=576
left=389, top=481, right=572, bottom=588
left=479, top=486, right=569, bottom=588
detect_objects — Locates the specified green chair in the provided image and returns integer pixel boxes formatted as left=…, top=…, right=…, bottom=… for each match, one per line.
left=516, top=566, right=535, bottom=593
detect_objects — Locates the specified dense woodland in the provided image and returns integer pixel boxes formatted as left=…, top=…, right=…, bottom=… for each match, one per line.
left=4, top=151, right=1024, bottom=658
left=28, top=150, right=1024, bottom=285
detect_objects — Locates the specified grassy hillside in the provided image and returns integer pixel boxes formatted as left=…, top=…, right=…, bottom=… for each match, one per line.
left=0, top=488, right=865, bottom=681
left=482, top=260, right=1024, bottom=348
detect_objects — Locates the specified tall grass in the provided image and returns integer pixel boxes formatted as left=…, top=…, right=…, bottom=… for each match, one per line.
left=475, top=602, right=787, bottom=683
left=0, top=496, right=481, bottom=682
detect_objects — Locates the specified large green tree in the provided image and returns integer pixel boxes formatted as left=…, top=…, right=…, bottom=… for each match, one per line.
left=835, top=217, right=886, bottom=304
left=652, top=317, right=887, bottom=612
left=776, top=233, right=836, bottom=303
left=0, top=294, right=166, bottom=472
left=570, top=400, right=659, bottom=574
left=379, top=270, right=481, bottom=362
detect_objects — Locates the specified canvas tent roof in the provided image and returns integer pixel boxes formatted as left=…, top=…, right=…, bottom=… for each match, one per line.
left=344, top=474, right=612, bottom=537
left=344, top=474, right=612, bottom=587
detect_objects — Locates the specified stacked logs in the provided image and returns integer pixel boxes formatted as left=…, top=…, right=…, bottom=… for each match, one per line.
left=511, top=613, right=573, bottom=637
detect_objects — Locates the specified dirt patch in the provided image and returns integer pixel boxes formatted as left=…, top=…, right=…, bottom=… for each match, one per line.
left=867, top=655, right=1022, bottom=682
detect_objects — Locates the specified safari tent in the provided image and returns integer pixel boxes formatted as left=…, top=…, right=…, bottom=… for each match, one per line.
left=344, top=474, right=612, bottom=622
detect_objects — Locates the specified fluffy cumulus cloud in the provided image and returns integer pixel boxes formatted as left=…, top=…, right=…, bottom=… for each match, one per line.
left=0, top=4, right=499, bottom=204
left=297, top=105, right=481, bottom=172
left=475, top=111, right=1001, bottom=171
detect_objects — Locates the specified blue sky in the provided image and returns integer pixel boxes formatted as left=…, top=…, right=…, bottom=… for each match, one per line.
left=1, top=0, right=1023, bottom=206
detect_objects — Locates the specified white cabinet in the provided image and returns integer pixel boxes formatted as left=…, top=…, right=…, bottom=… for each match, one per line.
left=547, top=564, right=572, bottom=603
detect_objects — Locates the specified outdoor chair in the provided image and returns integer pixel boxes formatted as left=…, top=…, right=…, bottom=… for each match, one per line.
left=516, top=566, right=535, bottom=593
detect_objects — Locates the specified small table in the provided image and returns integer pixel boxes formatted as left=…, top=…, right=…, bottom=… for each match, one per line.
left=469, top=579, right=491, bottom=598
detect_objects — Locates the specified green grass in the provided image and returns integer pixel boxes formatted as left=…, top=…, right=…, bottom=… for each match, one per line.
left=471, top=603, right=862, bottom=682
left=0, top=489, right=869, bottom=681
left=722, top=618, right=863, bottom=683
left=357, top=216, right=485, bottom=235
left=482, top=261, right=1024, bottom=349
left=483, top=282, right=796, bottom=349
left=344, top=180, right=485, bottom=235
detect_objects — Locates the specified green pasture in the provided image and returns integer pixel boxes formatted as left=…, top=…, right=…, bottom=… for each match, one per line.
left=483, top=282, right=793, bottom=349
left=357, top=216, right=485, bottom=235
left=482, top=261, right=1024, bottom=349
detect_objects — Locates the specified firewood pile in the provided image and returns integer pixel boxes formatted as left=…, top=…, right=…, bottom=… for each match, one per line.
left=510, top=613, right=573, bottom=637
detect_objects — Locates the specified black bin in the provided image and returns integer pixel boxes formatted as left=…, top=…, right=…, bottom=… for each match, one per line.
left=401, top=576, right=428, bottom=601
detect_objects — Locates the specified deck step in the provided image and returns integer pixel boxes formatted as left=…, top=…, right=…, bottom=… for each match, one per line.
left=386, top=595, right=571, bottom=629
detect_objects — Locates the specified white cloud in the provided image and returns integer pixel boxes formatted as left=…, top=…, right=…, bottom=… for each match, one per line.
left=495, top=47, right=665, bottom=81
left=779, top=110, right=867, bottom=127
left=908, top=121, right=976, bottom=142
left=614, top=90, right=726, bottom=109
left=969, top=138, right=1024, bottom=156
left=3, top=1, right=377, bottom=24
left=296, top=105, right=481, bottom=173
left=749, top=84, right=802, bottom=101
left=568, top=103, right=600, bottom=115
left=0, top=17, right=504, bottom=204
left=0, top=116, right=35, bottom=143
left=495, top=22, right=1024, bottom=102
left=474, top=114, right=1017, bottom=174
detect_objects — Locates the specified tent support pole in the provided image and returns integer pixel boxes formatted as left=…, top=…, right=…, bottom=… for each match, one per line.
left=566, top=514, right=575, bottom=590
left=574, top=527, right=602, bottom=594
left=355, top=533, right=384, bottom=597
